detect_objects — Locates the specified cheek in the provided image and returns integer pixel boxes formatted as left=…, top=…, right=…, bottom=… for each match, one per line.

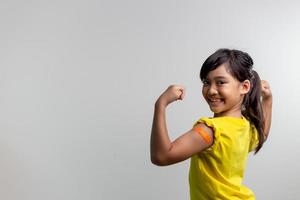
left=218, top=87, right=230, bottom=95
left=202, top=87, right=206, bottom=96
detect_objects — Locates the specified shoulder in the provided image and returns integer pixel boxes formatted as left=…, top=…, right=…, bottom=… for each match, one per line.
left=193, top=117, right=224, bottom=133
left=192, top=122, right=214, bottom=146
left=193, top=117, right=238, bottom=150
left=193, top=122, right=214, bottom=134
left=248, top=123, right=259, bottom=152
left=194, top=117, right=216, bottom=128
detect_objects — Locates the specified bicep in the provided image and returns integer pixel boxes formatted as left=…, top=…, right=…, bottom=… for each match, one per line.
left=164, top=124, right=214, bottom=165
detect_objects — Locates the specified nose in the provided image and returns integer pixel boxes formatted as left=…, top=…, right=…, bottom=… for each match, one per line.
left=208, top=85, right=218, bottom=96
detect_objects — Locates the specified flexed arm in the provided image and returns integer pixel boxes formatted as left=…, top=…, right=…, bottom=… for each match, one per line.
left=261, top=80, right=272, bottom=139
left=150, top=85, right=213, bottom=166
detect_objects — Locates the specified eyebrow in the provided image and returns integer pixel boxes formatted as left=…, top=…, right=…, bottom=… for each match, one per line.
left=204, top=76, right=228, bottom=80
left=213, top=76, right=228, bottom=79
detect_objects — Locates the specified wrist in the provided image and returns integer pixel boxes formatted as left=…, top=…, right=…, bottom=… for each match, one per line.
left=155, top=98, right=168, bottom=109
left=262, top=95, right=273, bottom=105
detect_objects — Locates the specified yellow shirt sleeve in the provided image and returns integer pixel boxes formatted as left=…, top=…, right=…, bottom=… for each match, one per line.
left=193, top=117, right=221, bottom=152
left=248, top=125, right=259, bottom=152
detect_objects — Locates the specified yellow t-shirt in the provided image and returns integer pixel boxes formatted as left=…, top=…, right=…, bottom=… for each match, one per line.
left=189, top=116, right=259, bottom=200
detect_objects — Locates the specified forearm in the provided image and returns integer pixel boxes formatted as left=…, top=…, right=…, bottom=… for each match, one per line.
left=262, top=97, right=272, bottom=139
left=150, top=101, right=172, bottom=164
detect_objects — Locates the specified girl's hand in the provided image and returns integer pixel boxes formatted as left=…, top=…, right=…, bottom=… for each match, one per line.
left=156, top=85, right=186, bottom=107
left=261, top=80, right=272, bottom=101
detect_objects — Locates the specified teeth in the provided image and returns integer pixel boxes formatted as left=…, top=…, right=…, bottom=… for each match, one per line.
left=210, top=99, right=221, bottom=102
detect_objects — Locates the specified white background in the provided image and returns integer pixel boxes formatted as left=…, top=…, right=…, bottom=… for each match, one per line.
left=0, top=0, right=299, bottom=199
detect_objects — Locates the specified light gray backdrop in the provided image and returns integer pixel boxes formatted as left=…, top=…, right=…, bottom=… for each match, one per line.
left=0, top=0, right=299, bottom=199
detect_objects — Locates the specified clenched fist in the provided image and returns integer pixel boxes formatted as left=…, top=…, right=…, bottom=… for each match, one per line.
left=261, top=80, right=272, bottom=101
left=156, top=85, right=186, bottom=107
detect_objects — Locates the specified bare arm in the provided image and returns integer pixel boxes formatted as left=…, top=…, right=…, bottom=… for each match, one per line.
left=150, top=85, right=213, bottom=166
left=261, top=80, right=272, bottom=139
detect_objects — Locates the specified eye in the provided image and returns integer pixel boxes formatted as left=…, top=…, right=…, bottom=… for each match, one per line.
left=216, top=80, right=226, bottom=85
left=202, top=79, right=210, bottom=86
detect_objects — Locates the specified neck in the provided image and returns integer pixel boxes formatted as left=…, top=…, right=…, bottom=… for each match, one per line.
left=213, top=108, right=243, bottom=119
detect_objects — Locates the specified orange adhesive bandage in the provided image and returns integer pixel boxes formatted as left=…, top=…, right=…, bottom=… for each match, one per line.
left=193, top=127, right=212, bottom=144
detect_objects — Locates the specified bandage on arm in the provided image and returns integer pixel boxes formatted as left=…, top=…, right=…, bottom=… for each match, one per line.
left=192, top=127, right=213, bottom=144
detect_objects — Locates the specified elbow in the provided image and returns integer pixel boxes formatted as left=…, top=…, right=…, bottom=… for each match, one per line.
left=263, top=130, right=270, bottom=142
left=151, top=154, right=170, bottom=166
left=264, top=133, right=269, bottom=142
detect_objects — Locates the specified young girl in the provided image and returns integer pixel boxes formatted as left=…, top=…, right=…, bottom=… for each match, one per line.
left=150, top=48, right=272, bottom=199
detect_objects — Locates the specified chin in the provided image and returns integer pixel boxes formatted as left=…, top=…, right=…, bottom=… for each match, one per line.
left=209, top=107, right=223, bottom=114
left=210, top=109, right=226, bottom=117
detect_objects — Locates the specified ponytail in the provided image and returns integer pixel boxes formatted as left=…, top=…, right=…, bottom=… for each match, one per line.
left=242, top=70, right=265, bottom=153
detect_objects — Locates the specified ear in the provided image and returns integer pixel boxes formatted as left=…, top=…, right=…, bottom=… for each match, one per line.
left=240, top=80, right=251, bottom=95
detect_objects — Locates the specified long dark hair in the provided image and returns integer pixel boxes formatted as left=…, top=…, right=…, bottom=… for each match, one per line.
left=200, top=48, right=264, bottom=153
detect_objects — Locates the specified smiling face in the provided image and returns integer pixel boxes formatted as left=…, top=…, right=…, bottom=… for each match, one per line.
left=202, top=64, right=251, bottom=118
